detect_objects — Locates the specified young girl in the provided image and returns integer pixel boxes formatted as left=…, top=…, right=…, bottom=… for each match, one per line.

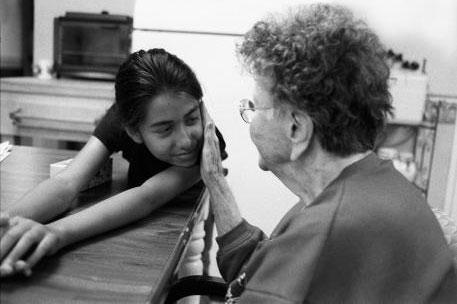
left=0, top=49, right=227, bottom=277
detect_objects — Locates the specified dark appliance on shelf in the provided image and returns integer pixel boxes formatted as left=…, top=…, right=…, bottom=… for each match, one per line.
left=54, top=11, right=132, bottom=80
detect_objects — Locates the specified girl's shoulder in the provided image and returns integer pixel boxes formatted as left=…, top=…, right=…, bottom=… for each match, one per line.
left=93, top=105, right=127, bottom=153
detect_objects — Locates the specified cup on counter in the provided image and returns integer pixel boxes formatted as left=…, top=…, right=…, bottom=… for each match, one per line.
left=377, top=147, right=398, bottom=160
left=33, top=59, right=54, bottom=79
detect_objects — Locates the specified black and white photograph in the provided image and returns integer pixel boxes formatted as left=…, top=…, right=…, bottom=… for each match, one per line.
left=1, top=0, right=456, bottom=303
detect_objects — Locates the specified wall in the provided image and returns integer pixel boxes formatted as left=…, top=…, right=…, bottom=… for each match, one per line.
left=345, top=0, right=457, bottom=96
left=133, top=0, right=457, bottom=96
left=0, top=0, right=22, bottom=68
left=444, top=120, right=457, bottom=220
left=33, top=0, right=136, bottom=66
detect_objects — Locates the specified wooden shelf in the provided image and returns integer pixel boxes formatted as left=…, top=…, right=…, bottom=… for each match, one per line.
left=388, top=119, right=436, bottom=129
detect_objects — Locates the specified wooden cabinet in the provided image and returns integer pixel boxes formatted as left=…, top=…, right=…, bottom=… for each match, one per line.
left=0, top=77, right=114, bottom=144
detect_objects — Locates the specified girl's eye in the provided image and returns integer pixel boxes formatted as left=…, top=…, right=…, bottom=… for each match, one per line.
left=154, top=125, right=173, bottom=135
left=185, top=116, right=200, bottom=125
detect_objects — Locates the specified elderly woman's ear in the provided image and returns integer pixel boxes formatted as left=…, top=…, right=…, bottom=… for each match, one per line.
left=289, top=110, right=313, bottom=162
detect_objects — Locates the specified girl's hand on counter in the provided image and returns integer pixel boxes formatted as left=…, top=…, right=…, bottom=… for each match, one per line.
left=0, top=216, right=63, bottom=277
left=0, top=211, right=11, bottom=237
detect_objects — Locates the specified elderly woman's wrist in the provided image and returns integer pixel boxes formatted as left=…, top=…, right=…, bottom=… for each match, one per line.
left=205, top=171, right=226, bottom=187
left=206, top=177, right=236, bottom=204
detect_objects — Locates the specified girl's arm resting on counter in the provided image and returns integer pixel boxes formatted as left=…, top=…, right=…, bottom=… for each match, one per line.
left=0, top=162, right=201, bottom=277
left=6, top=136, right=111, bottom=222
left=1, top=137, right=110, bottom=276
left=49, top=164, right=201, bottom=249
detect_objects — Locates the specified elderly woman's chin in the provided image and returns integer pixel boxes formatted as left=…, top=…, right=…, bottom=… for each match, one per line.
left=257, top=157, right=271, bottom=171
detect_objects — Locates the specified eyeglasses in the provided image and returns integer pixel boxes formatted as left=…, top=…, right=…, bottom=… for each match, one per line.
left=239, top=98, right=273, bottom=123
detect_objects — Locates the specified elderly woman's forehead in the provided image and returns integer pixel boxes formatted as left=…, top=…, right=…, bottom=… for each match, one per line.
left=253, top=77, right=294, bottom=111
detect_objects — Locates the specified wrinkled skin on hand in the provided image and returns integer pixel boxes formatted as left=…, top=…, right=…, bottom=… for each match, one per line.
left=199, top=102, right=225, bottom=185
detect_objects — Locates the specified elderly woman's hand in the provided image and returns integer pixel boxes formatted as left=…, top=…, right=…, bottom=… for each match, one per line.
left=199, top=103, right=242, bottom=235
left=200, top=102, right=225, bottom=186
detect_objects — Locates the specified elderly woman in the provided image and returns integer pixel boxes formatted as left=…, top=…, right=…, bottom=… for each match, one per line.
left=200, top=3, right=456, bottom=303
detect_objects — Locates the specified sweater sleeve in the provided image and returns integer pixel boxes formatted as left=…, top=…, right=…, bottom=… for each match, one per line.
left=216, top=219, right=267, bottom=282
left=237, top=201, right=337, bottom=304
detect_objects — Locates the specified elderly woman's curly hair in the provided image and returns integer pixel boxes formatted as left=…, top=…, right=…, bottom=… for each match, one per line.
left=238, top=3, right=392, bottom=156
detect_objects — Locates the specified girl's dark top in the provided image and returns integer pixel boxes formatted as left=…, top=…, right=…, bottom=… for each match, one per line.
left=93, top=105, right=228, bottom=187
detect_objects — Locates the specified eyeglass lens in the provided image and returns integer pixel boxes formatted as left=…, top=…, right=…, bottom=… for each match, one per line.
left=239, top=99, right=255, bottom=123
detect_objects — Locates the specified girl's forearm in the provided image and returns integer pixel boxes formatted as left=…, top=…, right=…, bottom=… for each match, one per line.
left=48, top=166, right=201, bottom=250
left=48, top=187, right=160, bottom=249
left=7, top=177, right=79, bottom=223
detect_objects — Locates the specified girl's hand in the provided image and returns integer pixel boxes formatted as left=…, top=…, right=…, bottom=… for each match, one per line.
left=0, top=212, right=11, bottom=238
left=200, top=102, right=225, bottom=186
left=0, top=216, right=63, bottom=277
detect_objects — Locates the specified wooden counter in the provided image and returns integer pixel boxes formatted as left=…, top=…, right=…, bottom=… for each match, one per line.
left=0, top=145, right=208, bottom=303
